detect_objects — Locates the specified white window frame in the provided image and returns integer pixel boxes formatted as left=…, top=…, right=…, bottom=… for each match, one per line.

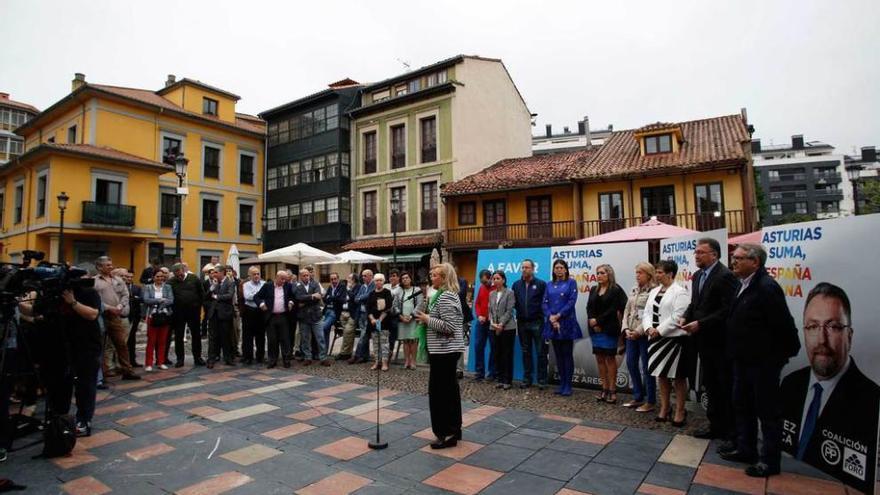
left=199, top=192, right=223, bottom=235
left=236, top=198, right=257, bottom=237
left=238, top=149, right=258, bottom=186
left=90, top=169, right=128, bottom=204
left=385, top=116, right=408, bottom=170
left=13, top=178, right=24, bottom=224
left=386, top=180, right=408, bottom=233
left=201, top=140, right=224, bottom=181
left=158, top=130, right=186, bottom=164
left=359, top=186, right=379, bottom=236
left=34, top=167, right=49, bottom=219
left=415, top=108, right=440, bottom=165
left=359, top=123, right=379, bottom=175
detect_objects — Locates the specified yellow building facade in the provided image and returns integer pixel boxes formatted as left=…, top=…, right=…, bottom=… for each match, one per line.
left=1, top=74, right=264, bottom=271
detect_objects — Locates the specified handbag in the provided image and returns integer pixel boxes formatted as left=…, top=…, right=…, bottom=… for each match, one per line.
left=150, top=307, right=171, bottom=327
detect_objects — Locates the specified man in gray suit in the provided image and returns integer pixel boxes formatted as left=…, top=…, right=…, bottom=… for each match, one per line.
left=294, top=268, right=331, bottom=366
left=206, top=265, right=236, bottom=368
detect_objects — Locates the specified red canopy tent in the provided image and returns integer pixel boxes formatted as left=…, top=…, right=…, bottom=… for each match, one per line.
left=727, top=230, right=762, bottom=245
left=571, top=217, right=699, bottom=244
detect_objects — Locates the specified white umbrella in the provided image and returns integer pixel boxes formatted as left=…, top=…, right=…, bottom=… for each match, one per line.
left=226, top=244, right=240, bottom=275
left=317, top=250, right=386, bottom=265
left=257, top=242, right=339, bottom=266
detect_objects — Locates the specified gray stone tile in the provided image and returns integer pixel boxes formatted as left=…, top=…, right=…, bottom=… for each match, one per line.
left=516, top=448, right=591, bottom=481
left=349, top=435, right=429, bottom=469
left=380, top=450, right=455, bottom=482
left=249, top=450, right=338, bottom=490
left=481, top=470, right=565, bottom=495
left=282, top=425, right=352, bottom=450
left=613, top=427, right=674, bottom=448
left=516, top=427, right=560, bottom=440
left=463, top=443, right=536, bottom=472
left=522, top=417, right=577, bottom=434
left=462, top=419, right=517, bottom=444
left=582, top=419, right=626, bottom=431
left=497, top=432, right=555, bottom=450
left=491, top=408, right=538, bottom=427
left=644, top=461, right=696, bottom=491
left=688, top=484, right=741, bottom=495
left=567, top=462, right=646, bottom=495
left=592, top=438, right=665, bottom=472
left=227, top=478, right=293, bottom=495
left=544, top=437, right=604, bottom=457
left=780, top=452, right=838, bottom=481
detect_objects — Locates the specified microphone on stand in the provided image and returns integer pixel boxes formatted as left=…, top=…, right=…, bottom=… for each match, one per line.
left=404, top=289, right=423, bottom=301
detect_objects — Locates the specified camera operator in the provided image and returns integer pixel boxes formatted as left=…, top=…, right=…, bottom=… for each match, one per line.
left=20, top=265, right=103, bottom=438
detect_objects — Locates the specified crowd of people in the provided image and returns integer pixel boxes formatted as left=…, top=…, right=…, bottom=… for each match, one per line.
left=2, top=239, right=811, bottom=475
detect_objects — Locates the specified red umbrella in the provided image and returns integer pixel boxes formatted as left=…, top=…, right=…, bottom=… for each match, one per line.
left=728, top=230, right=762, bottom=245
left=571, top=217, right=699, bottom=244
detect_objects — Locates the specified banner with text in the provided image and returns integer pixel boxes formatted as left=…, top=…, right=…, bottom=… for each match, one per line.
left=659, top=228, right=728, bottom=292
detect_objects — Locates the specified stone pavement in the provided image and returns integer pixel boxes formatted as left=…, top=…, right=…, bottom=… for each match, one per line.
left=2, top=364, right=855, bottom=495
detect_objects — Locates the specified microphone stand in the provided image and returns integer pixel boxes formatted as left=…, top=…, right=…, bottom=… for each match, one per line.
left=368, top=319, right=388, bottom=450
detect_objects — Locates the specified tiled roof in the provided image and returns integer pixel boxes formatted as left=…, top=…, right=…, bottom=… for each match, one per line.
left=573, top=114, right=750, bottom=180
left=342, top=234, right=442, bottom=251
left=442, top=148, right=599, bottom=196
left=636, top=122, right=676, bottom=133
left=0, top=93, right=39, bottom=114
left=156, top=78, right=241, bottom=100
left=7, top=143, right=172, bottom=172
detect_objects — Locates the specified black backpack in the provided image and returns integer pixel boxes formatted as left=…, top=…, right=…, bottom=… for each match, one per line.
left=41, top=415, right=77, bottom=458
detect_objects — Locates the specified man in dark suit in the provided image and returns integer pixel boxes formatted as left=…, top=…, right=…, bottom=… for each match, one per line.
left=680, top=238, right=739, bottom=444
left=205, top=265, right=236, bottom=367
left=780, top=282, right=879, bottom=493
left=294, top=268, right=331, bottom=366
left=255, top=270, right=295, bottom=368
left=322, top=272, right=347, bottom=358
left=720, top=243, right=800, bottom=478
left=169, top=263, right=206, bottom=367
left=123, top=270, right=143, bottom=367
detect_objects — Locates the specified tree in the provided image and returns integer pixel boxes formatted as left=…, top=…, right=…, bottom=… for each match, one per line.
left=777, top=212, right=816, bottom=225
left=857, top=178, right=880, bottom=215
left=753, top=169, right=769, bottom=228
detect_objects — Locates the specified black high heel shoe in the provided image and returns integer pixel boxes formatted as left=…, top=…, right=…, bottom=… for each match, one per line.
left=595, top=390, right=608, bottom=402
left=671, top=411, right=688, bottom=428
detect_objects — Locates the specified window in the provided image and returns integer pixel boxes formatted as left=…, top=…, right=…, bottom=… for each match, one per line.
left=599, top=192, right=624, bottom=220
left=641, top=185, right=676, bottom=224
left=36, top=175, right=47, bottom=217
left=795, top=202, right=808, bottom=214
left=771, top=204, right=783, bottom=215
left=644, top=134, right=672, bottom=154
left=1, top=108, right=32, bottom=131
left=268, top=123, right=279, bottom=147
left=363, top=191, right=377, bottom=235
left=768, top=170, right=780, bottom=182
left=694, top=182, right=725, bottom=230
left=408, top=79, right=421, bottom=93
left=14, top=184, right=23, bottom=224
left=527, top=196, right=552, bottom=237
left=327, top=197, right=340, bottom=223
left=395, top=85, right=408, bottom=97
left=420, top=116, right=437, bottom=163
left=203, top=145, right=221, bottom=179
left=239, top=203, right=253, bottom=235
left=267, top=207, right=277, bottom=231
left=391, top=124, right=406, bottom=169
left=162, top=136, right=182, bottom=162
left=67, top=125, right=77, bottom=144
left=363, top=131, right=377, bottom=174
left=203, top=97, right=218, bottom=116
left=458, top=202, right=476, bottom=225
left=421, top=181, right=438, bottom=230
left=483, top=199, right=506, bottom=240
left=160, top=193, right=178, bottom=228
left=372, top=89, right=390, bottom=102
left=390, top=186, right=406, bottom=231
left=239, top=154, right=254, bottom=184
left=327, top=105, right=338, bottom=130
left=267, top=167, right=278, bottom=190
left=426, top=70, right=447, bottom=87
left=95, top=178, right=122, bottom=204
left=202, top=199, right=219, bottom=232
left=819, top=201, right=839, bottom=213
left=313, top=199, right=327, bottom=225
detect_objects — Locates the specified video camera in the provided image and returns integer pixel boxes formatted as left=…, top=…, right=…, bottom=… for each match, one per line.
left=0, top=250, right=93, bottom=318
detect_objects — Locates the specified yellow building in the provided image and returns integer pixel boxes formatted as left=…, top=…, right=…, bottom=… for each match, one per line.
left=442, top=112, right=757, bottom=282
left=1, top=73, right=264, bottom=271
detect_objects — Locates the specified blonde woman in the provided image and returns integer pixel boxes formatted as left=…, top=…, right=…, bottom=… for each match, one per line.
left=414, top=263, right=466, bottom=449
left=622, top=262, right=657, bottom=412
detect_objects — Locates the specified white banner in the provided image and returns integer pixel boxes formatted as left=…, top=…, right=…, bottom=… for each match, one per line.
left=659, top=228, right=728, bottom=293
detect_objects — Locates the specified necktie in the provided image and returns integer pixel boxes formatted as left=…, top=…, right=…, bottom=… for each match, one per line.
left=699, top=271, right=708, bottom=293
left=797, top=383, right=823, bottom=459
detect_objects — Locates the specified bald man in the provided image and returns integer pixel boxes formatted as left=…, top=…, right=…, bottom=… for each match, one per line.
left=254, top=271, right=294, bottom=368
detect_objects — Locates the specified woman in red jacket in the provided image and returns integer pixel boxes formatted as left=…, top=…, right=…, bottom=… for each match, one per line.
left=472, top=270, right=494, bottom=381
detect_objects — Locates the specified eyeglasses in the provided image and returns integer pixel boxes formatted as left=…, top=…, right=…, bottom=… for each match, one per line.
left=804, top=322, right=851, bottom=334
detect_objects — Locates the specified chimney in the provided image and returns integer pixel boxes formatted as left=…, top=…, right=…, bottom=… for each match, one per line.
left=862, top=146, right=877, bottom=163
left=792, top=134, right=804, bottom=150
left=72, top=73, right=86, bottom=92
left=583, top=116, right=591, bottom=149
left=563, top=126, right=570, bottom=134
left=545, top=124, right=552, bottom=138
left=608, top=124, right=613, bottom=131
left=751, top=139, right=761, bottom=153
left=0, top=92, right=8, bottom=100
left=165, top=74, right=177, bottom=87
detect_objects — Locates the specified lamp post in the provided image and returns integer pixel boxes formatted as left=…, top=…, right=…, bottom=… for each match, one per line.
left=390, top=197, right=400, bottom=269
left=847, top=165, right=863, bottom=216
left=170, top=153, right=189, bottom=262
left=57, top=191, right=69, bottom=264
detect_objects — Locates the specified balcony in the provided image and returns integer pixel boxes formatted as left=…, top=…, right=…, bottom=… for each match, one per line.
left=81, top=201, right=136, bottom=230
left=444, top=210, right=754, bottom=250
left=813, top=171, right=841, bottom=182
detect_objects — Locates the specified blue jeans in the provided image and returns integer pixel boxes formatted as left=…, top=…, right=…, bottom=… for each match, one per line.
left=322, top=310, right=338, bottom=355
left=300, top=319, right=326, bottom=361
left=625, top=337, right=656, bottom=404
left=517, top=319, right=548, bottom=385
left=473, top=320, right=495, bottom=378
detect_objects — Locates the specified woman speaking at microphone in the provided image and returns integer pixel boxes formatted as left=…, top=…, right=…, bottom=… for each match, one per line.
left=414, top=263, right=467, bottom=450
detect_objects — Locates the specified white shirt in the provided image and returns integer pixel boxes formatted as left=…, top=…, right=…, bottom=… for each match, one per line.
left=800, top=356, right=851, bottom=429
left=737, top=271, right=756, bottom=297
left=242, top=279, right=265, bottom=308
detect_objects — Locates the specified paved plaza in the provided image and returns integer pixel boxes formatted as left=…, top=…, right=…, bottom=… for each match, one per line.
left=1, top=364, right=855, bottom=495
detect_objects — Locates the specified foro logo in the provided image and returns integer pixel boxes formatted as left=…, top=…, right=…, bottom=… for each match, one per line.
left=821, top=439, right=841, bottom=466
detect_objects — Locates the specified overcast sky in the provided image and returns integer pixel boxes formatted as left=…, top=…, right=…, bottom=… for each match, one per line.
left=2, top=0, right=877, bottom=154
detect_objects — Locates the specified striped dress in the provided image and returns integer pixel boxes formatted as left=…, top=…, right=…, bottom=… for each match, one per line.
left=647, top=288, right=689, bottom=379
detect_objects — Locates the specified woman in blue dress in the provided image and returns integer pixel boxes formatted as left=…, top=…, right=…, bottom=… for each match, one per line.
left=542, top=259, right=582, bottom=396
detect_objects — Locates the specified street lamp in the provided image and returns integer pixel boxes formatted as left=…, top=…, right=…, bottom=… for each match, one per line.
left=171, top=153, right=189, bottom=262
left=390, top=197, right=400, bottom=269
left=847, top=165, right=863, bottom=215
left=57, top=191, right=69, bottom=263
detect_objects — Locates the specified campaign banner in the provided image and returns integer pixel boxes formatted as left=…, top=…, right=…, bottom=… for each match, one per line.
left=551, top=242, right=649, bottom=389
left=467, top=247, right=551, bottom=382
left=761, top=214, right=880, bottom=493
left=659, top=228, right=728, bottom=292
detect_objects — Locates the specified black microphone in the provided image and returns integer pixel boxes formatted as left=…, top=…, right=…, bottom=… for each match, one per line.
left=404, top=289, right=423, bottom=301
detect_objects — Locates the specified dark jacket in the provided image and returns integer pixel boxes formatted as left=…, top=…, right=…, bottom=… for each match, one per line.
left=725, top=267, right=800, bottom=364
left=366, top=288, right=394, bottom=331
left=780, top=360, right=879, bottom=493
left=324, top=282, right=347, bottom=315
left=458, top=277, right=473, bottom=324
left=347, top=282, right=361, bottom=319
left=206, top=277, right=235, bottom=320
left=293, top=279, right=324, bottom=323
left=683, top=262, right=739, bottom=353
left=512, top=277, right=547, bottom=321
left=254, top=282, right=294, bottom=314
left=169, top=272, right=205, bottom=309
left=127, top=283, right=143, bottom=322
left=139, top=265, right=157, bottom=285
left=586, top=283, right=628, bottom=338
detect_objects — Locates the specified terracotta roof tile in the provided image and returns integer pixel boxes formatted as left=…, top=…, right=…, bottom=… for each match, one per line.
left=574, top=114, right=750, bottom=180
left=635, top=122, right=677, bottom=133
left=442, top=148, right=598, bottom=196
left=0, top=93, right=39, bottom=114
left=342, top=234, right=441, bottom=251
left=10, top=143, right=172, bottom=172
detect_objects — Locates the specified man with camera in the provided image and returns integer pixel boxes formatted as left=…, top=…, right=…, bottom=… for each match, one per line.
left=93, top=257, right=140, bottom=381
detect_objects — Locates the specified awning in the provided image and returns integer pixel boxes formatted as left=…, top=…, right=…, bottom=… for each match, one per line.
left=373, top=251, right=430, bottom=263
